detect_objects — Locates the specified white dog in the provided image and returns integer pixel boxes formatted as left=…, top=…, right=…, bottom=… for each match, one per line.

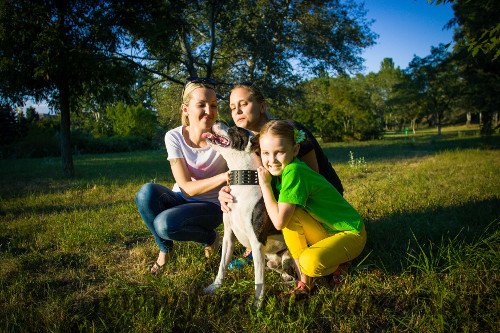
left=202, top=122, right=292, bottom=308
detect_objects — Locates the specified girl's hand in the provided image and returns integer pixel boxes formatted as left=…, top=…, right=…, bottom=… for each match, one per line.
left=257, top=166, right=272, bottom=186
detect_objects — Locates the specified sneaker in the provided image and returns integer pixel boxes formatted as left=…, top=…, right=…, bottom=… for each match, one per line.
left=204, top=232, right=222, bottom=258
left=228, top=249, right=252, bottom=270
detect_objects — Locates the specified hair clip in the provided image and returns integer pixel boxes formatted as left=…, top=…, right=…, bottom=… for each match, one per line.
left=294, top=129, right=305, bottom=144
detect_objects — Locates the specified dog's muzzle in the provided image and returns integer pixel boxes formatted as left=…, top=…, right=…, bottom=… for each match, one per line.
left=229, top=170, right=259, bottom=185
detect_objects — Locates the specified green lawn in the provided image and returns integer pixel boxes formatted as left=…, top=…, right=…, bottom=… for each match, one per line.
left=1, top=128, right=499, bottom=332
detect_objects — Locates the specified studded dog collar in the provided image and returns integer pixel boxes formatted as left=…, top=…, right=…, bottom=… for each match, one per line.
left=229, top=170, right=259, bottom=185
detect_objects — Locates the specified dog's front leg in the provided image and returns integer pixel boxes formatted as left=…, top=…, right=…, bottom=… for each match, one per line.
left=204, top=219, right=235, bottom=294
left=214, top=227, right=236, bottom=285
left=252, top=243, right=265, bottom=308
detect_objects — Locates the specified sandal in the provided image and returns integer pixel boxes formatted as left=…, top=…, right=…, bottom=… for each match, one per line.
left=289, top=280, right=315, bottom=300
left=331, top=261, right=351, bottom=286
left=150, top=251, right=173, bottom=276
left=150, top=261, right=165, bottom=276
left=204, top=232, right=222, bottom=258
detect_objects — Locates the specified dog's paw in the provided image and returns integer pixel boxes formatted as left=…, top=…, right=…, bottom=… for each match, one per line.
left=253, top=297, right=264, bottom=309
left=203, top=283, right=221, bottom=294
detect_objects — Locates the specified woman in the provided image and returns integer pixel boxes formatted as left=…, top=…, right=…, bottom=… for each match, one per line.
left=220, top=82, right=345, bottom=268
left=136, top=80, right=228, bottom=276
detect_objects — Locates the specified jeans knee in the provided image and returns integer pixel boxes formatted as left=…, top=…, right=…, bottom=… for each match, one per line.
left=155, top=220, right=178, bottom=240
left=136, top=183, right=155, bottom=205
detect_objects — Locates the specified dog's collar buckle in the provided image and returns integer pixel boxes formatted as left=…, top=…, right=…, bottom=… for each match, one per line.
left=229, top=170, right=259, bottom=185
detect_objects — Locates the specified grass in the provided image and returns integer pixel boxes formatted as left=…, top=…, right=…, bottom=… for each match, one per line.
left=1, top=126, right=499, bottom=332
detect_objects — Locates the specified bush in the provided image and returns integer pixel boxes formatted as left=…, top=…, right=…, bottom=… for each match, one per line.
left=72, top=129, right=153, bottom=154
left=1, top=129, right=155, bottom=158
left=2, top=127, right=59, bottom=158
left=106, top=102, right=156, bottom=140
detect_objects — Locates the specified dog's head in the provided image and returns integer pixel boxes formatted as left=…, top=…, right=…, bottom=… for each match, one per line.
left=202, top=122, right=259, bottom=169
left=203, top=122, right=257, bottom=152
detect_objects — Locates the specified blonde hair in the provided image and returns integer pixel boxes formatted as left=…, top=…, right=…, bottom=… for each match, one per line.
left=180, top=82, right=217, bottom=126
left=259, top=120, right=295, bottom=145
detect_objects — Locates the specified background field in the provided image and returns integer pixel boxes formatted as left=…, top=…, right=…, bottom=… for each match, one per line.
left=1, top=127, right=499, bottom=332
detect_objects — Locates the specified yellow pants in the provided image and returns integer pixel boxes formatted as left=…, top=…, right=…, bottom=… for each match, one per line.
left=282, top=208, right=367, bottom=277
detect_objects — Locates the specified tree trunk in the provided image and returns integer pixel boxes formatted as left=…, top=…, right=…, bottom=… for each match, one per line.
left=436, top=112, right=441, bottom=136
left=480, top=110, right=493, bottom=136
left=246, top=58, right=255, bottom=81
left=387, top=113, right=392, bottom=131
left=179, top=29, right=196, bottom=77
left=59, top=83, right=74, bottom=177
left=206, top=3, right=217, bottom=78
left=466, top=111, right=471, bottom=127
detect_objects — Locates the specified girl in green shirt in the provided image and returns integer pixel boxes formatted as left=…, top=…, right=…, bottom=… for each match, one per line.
left=257, top=120, right=367, bottom=299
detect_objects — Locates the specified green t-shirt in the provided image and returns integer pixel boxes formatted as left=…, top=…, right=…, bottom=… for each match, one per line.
left=277, top=158, right=363, bottom=233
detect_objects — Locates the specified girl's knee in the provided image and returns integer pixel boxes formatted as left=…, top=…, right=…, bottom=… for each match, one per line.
left=299, top=251, right=324, bottom=277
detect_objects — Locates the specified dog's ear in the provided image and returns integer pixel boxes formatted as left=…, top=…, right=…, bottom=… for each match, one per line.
left=228, top=127, right=244, bottom=150
left=248, top=134, right=260, bottom=154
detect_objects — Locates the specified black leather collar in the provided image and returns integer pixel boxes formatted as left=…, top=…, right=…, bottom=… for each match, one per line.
left=229, top=170, right=259, bottom=185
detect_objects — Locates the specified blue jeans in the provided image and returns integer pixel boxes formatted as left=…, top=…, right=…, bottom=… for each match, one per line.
left=135, top=183, right=223, bottom=253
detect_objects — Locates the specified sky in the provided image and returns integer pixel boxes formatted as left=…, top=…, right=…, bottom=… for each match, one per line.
left=360, top=0, right=455, bottom=73
left=26, top=0, right=456, bottom=114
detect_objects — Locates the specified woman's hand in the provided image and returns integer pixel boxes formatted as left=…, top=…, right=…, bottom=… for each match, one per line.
left=257, top=166, right=272, bottom=186
left=218, top=170, right=230, bottom=185
left=218, top=185, right=233, bottom=213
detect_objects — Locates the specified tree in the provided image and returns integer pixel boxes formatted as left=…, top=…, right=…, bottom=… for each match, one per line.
left=153, top=84, right=184, bottom=131
left=404, top=45, right=459, bottom=135
left=112, top=0, right=376, bottom=114
left=296, top=75, right=382, bottom=141
left=106, top=102, right=156, bottom=140
left=296, top=78, right=344, bottom=142
left=0, top=104, right=17, bottom=146
left=365, top=58, right=405, bottom=131
left=429, top=0, right=500, bottom=61
left=390, top=72, right=426, bottom=133
left=0, top=0, right=138, bottom=176
left=446, top=0, right=500, bottom=135
left=25, top=106, right=40, bottom=124
left=0, top=0, right=377, bottom=166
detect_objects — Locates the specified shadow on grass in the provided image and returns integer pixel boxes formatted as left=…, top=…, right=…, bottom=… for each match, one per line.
left=362, top=197, right=499, bottom=273
left=323, top=134, right=500, bottom=163
left=0, top=150, right=173, bottom=194
left=74, top=150, right=173, bottom=183
left=1, top=200, right=132, bottom=217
